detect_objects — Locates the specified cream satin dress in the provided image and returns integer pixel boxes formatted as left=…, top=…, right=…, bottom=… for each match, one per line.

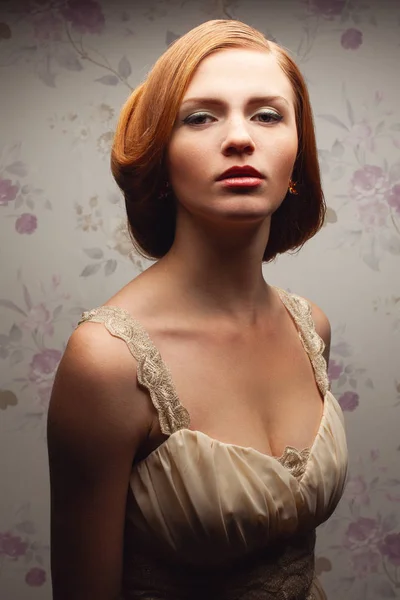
left=77, top=288, right=348, bottom=600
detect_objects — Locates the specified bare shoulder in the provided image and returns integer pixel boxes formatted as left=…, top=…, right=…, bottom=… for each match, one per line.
left=48, top=320, right=153, bottom=456
left=47, top=321, right=153, bottom=599
left=303, top=297, right=331, bottom=364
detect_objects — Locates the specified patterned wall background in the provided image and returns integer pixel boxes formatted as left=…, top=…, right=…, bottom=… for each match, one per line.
left=0, top=0, right=399, bottom=598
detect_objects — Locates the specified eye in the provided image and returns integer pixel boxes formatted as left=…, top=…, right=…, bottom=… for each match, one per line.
left=253, top=110, right=283, bottom=124
left=183, top=112, right=215, bottom=126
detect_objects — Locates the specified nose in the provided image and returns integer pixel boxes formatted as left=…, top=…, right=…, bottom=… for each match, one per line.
left=220, top=117, right=255, bottom=156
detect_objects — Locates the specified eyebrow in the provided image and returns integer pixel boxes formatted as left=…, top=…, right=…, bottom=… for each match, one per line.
left=180, top=95, right=290, bottom=108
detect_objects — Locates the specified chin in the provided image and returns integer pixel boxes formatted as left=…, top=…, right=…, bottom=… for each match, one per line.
left=217, top=196, right=278, bottom=220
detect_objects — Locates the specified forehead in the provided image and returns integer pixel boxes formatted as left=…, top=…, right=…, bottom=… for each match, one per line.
left=182, top=48, right=294, bottom=106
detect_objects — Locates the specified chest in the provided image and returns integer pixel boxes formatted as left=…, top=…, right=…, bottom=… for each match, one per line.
left=144, top=321, right=324, bottom=459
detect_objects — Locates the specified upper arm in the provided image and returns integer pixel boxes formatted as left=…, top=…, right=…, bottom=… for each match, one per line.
left=307, top=299, right=331, bottom=366
left=47, top=324, right=152, bottom=600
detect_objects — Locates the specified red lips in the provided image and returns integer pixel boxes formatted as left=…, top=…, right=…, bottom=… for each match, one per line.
left=216, top=165, right=264, bottom=181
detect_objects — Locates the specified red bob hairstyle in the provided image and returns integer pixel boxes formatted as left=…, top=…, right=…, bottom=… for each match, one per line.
left=111, top=19, right=326, bottom=262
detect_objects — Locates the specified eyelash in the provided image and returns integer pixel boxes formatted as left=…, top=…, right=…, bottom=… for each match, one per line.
left=183, top=110, right=283, bottom=126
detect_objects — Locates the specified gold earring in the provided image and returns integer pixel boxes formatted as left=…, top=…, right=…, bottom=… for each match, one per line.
left=288, top=179, right=298, bottom=195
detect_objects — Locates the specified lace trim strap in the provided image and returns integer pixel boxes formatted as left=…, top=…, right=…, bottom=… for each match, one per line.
left=77, top=306, right=190, bottom=435
left=275, top=288, right=330, bottom=397
left=76, top=288, right=329, bottom=438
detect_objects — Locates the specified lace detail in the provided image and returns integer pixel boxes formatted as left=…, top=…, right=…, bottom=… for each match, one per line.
left=275, top=289, right=330, bottom=398
left=77, top=306, right=190, bottom=435
left=121, top=531, right=318, bottom=599
left=277, top=446, right=311, bottom=479
left=77, top=289, right=328, bottom=474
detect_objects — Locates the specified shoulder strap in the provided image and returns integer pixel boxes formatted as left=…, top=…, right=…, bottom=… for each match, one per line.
left=77, top=306, right=190, bottom=435
left=275, top=288, right=330, bottom=397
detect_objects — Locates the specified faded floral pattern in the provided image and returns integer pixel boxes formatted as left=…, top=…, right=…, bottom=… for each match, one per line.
left=388, top=184, right=400, bottom=214
left=60, top=0, right=106, bottom=35
left=341, top=28, right=363, bottom=50
left=328, top=325, right=374, bottom=415
left=0, top=532, right=28, bottom=559
left=306, top=0, right=346, bottom=19
left=0, top=178, right=19, bottom=205
left=20, top=304, right=55, bottom=337
left=338, top=390, right=359, bottom=412
left=0, top=504, right=49, bottom=590
left=320, top=447, right=400, bottom=596
left=28, top=349, right=63, bottom=409
left=15, top=213, right=37, bottom=234
left=318, top=90, right=400, bottom=269
left=350, top=165, right=392, bottom=208
left=25, top=567, right=47, bottom=587
left=380, top=533, right=400, bottom=566
left=0, top=0, right=399, bottom=599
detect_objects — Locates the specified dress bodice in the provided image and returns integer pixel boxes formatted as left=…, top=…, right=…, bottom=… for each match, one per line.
left=77, top=288, right=348, bottom=599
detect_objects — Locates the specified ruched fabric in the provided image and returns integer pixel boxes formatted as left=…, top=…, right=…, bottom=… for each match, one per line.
left=77, top=288, right=348, bottom=599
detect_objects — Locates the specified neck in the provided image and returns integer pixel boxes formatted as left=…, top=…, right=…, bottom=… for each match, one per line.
left=156, top=210, right=274, bottom=325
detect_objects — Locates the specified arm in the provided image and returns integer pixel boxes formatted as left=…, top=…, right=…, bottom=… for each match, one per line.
left=47, top=323, right=152, bottom=600
left=307, top=299, right=331, bottom=366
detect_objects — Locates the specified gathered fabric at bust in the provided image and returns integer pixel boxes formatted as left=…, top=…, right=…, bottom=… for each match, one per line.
left=77, top=288, right=348, bottom=600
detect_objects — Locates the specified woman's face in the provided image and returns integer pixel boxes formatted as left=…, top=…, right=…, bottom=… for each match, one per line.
left=166, top=48, right=298, bottom=226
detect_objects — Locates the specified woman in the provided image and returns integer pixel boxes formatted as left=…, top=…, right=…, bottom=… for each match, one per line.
left=47, top=19, right=348, bottom=600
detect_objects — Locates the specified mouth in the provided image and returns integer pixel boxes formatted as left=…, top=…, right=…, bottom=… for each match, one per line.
left=216, top=166, right=264, bottom=181
left=217, top=176, right=263, bottom=189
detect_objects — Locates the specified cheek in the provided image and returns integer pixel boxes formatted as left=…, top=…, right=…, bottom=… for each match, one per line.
left=259, top=137, right=298, bottom=202
left=264, top=138, right=298, bottom=178
left=167, top=138, right=210, bottom=186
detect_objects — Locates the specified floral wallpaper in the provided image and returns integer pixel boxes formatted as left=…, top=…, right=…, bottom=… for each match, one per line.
left=0, top=1, right=399, bottom=599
